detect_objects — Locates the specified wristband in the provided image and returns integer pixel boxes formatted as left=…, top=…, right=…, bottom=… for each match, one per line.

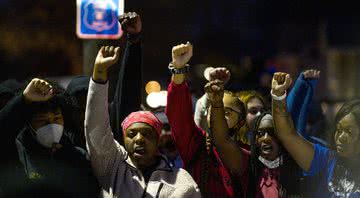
left=271, top=90, right=287, bottom=101
left=168, top=63, right=190, bottom=74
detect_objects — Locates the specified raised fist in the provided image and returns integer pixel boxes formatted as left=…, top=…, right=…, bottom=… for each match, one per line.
left=171, top=42, right=193, bottom=68
left=23, top=78, right=54, bottom=103
left=209, top=67, right=231, bottom=85
left=204, top=79, right=224, bottom=104
left=94, top=46, right=121, bottom=71
left=118, top=12, right=142, bottom=34
left=303, top=69, right=320, bottom=79
left=271, top=72, right=293, bottom=96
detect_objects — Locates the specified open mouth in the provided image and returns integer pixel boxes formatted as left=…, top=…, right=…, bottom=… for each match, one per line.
left=134, top=147, right=146, bottom=156
left=261, top=144, right=273, bottom=154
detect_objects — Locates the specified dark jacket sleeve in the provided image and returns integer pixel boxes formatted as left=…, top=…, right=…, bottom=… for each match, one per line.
left=109, top=40, right=142, bottom=143
left=287, top=73, right=318, bottom=139
left=0, top=95, right=31, bottom=161
left=0, top=95, right=31, bottom=143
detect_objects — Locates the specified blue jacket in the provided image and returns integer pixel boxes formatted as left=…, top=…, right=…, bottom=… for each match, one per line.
left=287, top=73, right=327, bottom=146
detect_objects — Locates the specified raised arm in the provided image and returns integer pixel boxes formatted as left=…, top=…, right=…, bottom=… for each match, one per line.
left=194, top=67, right=230, bottom=130
left=206, top=68, right=247, bottom=176
left=84, top=46, right=123, bottom=176
left=271, top=72, right=314, bottom=171
left=287, top=69, right=320, bottom=137
left=110, top=12, right=142, bottom=143
left=0, top=79, right=54, bottom=150
left=165, top=42, right=205, bottom=165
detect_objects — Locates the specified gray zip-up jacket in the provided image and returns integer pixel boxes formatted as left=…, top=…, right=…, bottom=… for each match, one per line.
left=85, top=79, right=201, bottom=198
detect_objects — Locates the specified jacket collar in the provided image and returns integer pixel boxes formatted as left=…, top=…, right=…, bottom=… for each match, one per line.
left=124, top=153, right=173, bottom=172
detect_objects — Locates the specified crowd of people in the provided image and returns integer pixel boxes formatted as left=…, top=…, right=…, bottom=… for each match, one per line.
left=0, top=12, right=359, bottom=198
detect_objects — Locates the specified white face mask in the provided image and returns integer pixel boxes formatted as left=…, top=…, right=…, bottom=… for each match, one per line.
left=35, top=124, right=64, bottom=148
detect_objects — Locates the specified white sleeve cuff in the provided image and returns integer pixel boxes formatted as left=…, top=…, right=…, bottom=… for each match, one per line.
left=271, top=90, right=287, bottom=101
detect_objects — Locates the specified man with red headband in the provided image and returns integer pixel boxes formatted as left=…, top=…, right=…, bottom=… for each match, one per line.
left=85, top=45, right=201, bottom=197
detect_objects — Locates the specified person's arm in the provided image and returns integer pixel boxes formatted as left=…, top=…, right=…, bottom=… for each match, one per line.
left=287, top=69, right=320, bottom=137
left=194, top=67, right=231, bottom=130
left=271, top=72, right=314, bottom=171
left=194, top=94, right=210, bottom=129
left=206, top=68, right=247, bottom=176
left=165, top=42, right=204, bottom=165
left=0, top=96, right=29, bottom=138
left=84, top=46, right=124, bottom=177
left=110, top=12, right=142, bottom=143
left=0, top=79, right=53, bottom=148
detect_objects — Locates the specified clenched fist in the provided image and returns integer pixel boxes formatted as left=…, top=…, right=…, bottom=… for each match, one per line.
left=171, top=42, right=193, bottom=68
left=23, top=78, right=54, bottom=103
left=204, top=80, right=225, bottom=105
left=208, top=67, right=231, bottom=84
left=271, top=72, right=293, bottom=96
left=93, top=46, right=121, bottom=82
left=303, top=69, right=320, bottom=79
left=119, top=12, right=142, bottom=35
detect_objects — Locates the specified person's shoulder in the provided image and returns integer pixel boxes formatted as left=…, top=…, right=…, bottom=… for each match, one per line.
left=170, top=167, right=198, bottom=184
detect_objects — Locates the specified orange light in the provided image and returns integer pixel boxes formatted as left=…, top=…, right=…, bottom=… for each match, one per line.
left=145, top=81, right=161, bottom=94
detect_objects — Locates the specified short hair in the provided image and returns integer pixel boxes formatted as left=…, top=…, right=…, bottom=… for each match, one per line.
left=26, top=79, right=69, bottom=119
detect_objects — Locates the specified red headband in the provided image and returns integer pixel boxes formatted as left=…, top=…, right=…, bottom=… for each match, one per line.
left=121, top=111, right=163, bottom=137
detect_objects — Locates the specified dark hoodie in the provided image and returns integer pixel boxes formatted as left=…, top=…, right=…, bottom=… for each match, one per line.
left=0, top=95, right=29, bottom=196
left=0, top=79, right=24, bottom=110
left=14, top=125, right=99, bottom=198
left=0, top=89, right=98, bottom=197
left=64, top=76, right=90, bottom=149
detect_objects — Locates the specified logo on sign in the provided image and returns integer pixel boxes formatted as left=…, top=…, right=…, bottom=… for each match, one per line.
left=83, top=0, right=117, bottom=32
left=76, top=0, right=123, bottom=39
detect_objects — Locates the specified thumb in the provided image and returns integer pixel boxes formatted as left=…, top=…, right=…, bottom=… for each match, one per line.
left=284, top=74, right=292, bottom=89
left=43, top=88, right=54, bottom=101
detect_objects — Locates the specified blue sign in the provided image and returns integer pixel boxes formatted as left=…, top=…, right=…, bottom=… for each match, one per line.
left=77, top=0, right=124, bottom=39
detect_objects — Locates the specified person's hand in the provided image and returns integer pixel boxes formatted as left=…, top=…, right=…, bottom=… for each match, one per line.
left=23, top=78, right=54, bottom=103
left=303, top=69, right=320, bottom=79
left=271, top=72, right=293, bottom=96
left=205, top=80, right=224, bottom=105
left=119, top=12, right=142, bottom=34
left=171, top=42, right=193, bottom=68
left=95, top=46, right=121, bottom=70
left=93, top=46, right=121, bottom=82
left=209, top=67, right=231, bottom=84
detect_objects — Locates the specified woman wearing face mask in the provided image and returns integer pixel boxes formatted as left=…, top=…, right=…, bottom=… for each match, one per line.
left=207, top=76, right=310, bottom=197
left=272, top=72, right=360, bottom=197
left=0, top=78, right=98, bottom=197
left=246, top=112, right=303, bottom=197
left=235, top=69, right=321, bottom=148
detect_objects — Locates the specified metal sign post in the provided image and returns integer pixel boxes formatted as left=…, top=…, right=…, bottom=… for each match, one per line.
left=76, top=0, right=124, bottom=75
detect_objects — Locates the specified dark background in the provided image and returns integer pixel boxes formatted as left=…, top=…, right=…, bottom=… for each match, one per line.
left=1, top=0, right=360, bottom=100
